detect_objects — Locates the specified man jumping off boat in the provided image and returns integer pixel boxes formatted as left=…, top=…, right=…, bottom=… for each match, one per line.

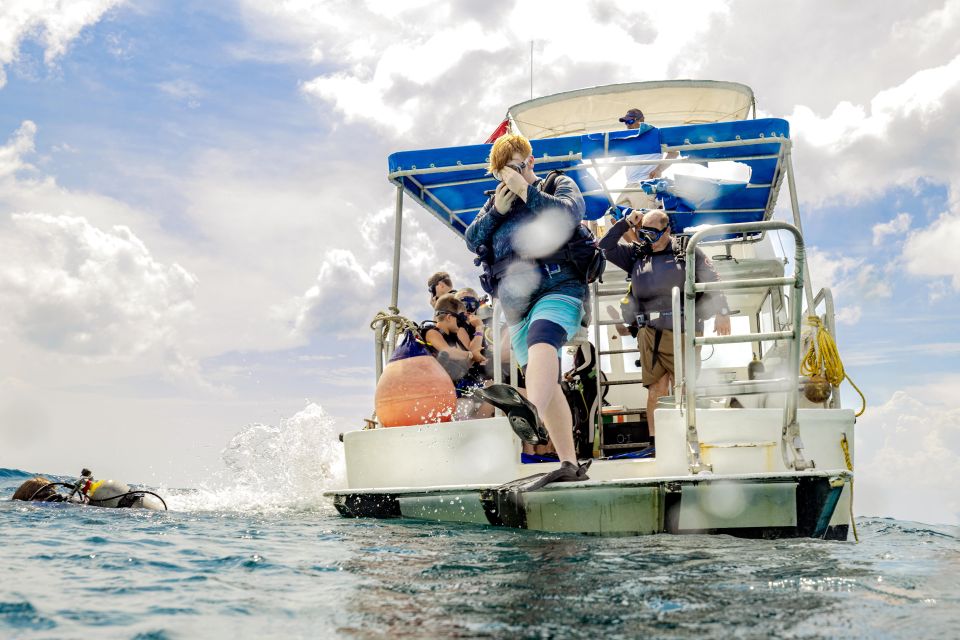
left=466, top=133, right=591, bottom=486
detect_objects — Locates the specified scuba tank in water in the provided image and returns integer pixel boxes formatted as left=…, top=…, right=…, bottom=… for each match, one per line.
left=86, top=478, right=166, bottom=510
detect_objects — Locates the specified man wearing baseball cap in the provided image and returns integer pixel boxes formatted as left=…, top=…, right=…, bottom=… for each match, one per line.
left=616, top=107, right=678, bottom=209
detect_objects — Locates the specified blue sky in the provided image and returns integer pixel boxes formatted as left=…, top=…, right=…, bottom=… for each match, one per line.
left=0, top=0, right=958, bottom=524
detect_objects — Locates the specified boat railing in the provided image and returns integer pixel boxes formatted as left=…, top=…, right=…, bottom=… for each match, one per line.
left=808, top=286, right=840, bottom=409
left=678, top=220, right=815, bottom=475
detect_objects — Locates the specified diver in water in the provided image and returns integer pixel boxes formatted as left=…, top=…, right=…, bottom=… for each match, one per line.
left=11, top=469, right=167, bottom=510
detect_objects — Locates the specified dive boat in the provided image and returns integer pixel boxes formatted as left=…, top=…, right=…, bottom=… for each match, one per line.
left=327, top=81, right=856, bottom=538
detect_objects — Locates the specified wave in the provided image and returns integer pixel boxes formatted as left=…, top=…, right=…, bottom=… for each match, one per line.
left=859, top=516, right=959, bottom=540
left=0, top=468, right=34, bottom=479
left=165, top=403, right=346, bottom=513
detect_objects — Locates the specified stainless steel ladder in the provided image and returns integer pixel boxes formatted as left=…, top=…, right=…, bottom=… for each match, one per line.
left=678, top=220, right=815, bottom=474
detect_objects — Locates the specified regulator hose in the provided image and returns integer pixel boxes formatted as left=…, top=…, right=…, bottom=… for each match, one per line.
left=88, top=490, right=168, bottom=511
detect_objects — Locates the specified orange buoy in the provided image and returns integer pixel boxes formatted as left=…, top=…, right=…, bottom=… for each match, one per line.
left=375, top=330, right=456, bottom=427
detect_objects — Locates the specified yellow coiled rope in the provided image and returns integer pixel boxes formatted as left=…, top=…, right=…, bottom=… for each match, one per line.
left=801, top=316, right=866, bottom=417
left=840, top=434, right=859, bottom=542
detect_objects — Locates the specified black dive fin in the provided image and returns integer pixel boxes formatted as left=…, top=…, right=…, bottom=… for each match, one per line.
left=473, top=384, right=549, bottom=445
left=516, top=460, right=592, bottom=492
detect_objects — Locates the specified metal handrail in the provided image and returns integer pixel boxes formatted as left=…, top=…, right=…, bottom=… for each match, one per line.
left=682, top=220, right=815, bottom=474
left=810, top=287, right=840, bottom=409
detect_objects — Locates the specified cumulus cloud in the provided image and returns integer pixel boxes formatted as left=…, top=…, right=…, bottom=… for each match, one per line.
left=284, top=204, right=461, bottom=342
left=0, top=120, right=37, bottom=176
left=0, top=0, right=125, bottom=88
left=241, top=0, right=727, bottom=143
left=806, top=247, right=892, bottom=325
left=287, top=248, right=386, bottom=340
left=902, top=210, right=960, bottom=290
left=872, top=212, right=912, bottom=246
left=0, top=213, right=197, bottom=358
left=784, top=52, right=960, bottom=208
left=857, top=387, right=960, bottom=525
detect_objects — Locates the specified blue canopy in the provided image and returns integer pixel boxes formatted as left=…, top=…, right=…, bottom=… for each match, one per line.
left=387, top=118, right=790, bottom=237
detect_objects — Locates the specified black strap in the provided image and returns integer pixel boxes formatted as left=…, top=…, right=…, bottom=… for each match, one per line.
left=651, top=328, right=664, bottom=369
left=541, top=169, right=564, bottom=195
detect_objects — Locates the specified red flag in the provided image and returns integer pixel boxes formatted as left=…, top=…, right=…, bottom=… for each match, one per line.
left=485, top=118, right=510, bottom=144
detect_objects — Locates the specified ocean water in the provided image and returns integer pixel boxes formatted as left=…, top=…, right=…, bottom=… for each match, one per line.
left=2, top=408, right=958, bottom=639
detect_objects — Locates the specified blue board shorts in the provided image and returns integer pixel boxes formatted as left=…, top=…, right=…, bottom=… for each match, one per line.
left=508, top=294, right=584, bottom=367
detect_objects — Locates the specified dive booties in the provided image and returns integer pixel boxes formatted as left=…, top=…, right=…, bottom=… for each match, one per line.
left=472, top=384, right=549, bottom=445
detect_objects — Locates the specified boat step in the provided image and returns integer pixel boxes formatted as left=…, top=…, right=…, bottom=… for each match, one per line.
left=601, top=442, right=651, bottom=451
left=595, top=287, right=629, bottom=298
left=601, top=407, right=646, bottom=417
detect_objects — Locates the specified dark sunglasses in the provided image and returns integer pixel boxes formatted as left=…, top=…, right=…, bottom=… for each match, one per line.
left=434, top=310, right=454, bottom=320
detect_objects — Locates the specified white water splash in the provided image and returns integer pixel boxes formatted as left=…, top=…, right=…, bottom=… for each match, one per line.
left=167, top=403, right=346, bottom=513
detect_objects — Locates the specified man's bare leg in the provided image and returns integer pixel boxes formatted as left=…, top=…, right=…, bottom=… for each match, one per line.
left=645, top=374, right=672, bottom=437
left=525, top=342, right=576, bottom=464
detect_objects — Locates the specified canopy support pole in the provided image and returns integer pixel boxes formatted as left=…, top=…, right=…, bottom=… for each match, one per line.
left=388, top=185, right=404, bottom=354
left=491, top=300, right=504, bottom=417
left=783, top=145, right=816, bottom=317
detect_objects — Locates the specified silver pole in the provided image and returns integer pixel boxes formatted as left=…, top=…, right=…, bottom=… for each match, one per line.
left=671, top=286, right=683, bottom=408
left=783, top=146, right=817, bottom=316
left=592, top=280, right=603, bottom=453
left=387, top=185, right=404, bottom=354
left=529, top=41, right=533, bottom=99
left=492, top=298, right=503, bottom=417
left=683, top=231, right=702, bottom=472
left=373, top=319, right=384, bottom=382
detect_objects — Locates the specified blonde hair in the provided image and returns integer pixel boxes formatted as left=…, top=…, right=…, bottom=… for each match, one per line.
left=488, top=134, right=532, bottom=176
left=455, top=288, right=479, bottom=300
left=434, top=293, right=465, bottom=315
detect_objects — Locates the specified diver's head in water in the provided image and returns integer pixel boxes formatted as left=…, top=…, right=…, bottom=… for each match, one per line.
left=11, top=477, right=56, bottom=501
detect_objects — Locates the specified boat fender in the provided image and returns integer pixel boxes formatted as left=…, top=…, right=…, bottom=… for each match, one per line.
left=375, top=328, right=456, bottom=427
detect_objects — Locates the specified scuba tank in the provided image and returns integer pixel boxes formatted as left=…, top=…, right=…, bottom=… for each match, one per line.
left=86, top=478, right=166, bottom=510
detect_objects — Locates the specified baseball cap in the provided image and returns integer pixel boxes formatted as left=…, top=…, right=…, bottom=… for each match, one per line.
left=618, top=108, right=644, bottom=123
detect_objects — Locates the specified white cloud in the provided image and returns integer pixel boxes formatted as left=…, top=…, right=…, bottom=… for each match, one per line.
left=279, top=179, right=487, bottom=345
left=902, top=211, right=960, bottom=290
left=856, top=387, right=960, bottom=525
left=243, top=0, right=729, bottom=141
left=784, top=53, right=960, bottom=208
left=0, top=0, right=125, bottom=88
left=872, top=212, right=912, bottom=246
left=0, top=120, right=37, bottom=176
left=806, top=247, right=892, bottom=325
left=287, top=248, right=386, bottom=340
left=156, top=79, right=204, bottom=108
left=0, top=212, right=197, bottom=358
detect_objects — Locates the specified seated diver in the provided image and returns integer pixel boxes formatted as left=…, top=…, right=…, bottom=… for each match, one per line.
left=11, top=469, right=167, bottom=510
left=423, top=294, right=494, bottom=420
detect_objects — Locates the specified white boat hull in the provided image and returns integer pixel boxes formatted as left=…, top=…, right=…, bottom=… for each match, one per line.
left=328, top=408, right=855, bottom=538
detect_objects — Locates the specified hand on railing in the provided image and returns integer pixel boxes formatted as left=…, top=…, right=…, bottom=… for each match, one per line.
left=714, top=313, right=731, bottom=336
